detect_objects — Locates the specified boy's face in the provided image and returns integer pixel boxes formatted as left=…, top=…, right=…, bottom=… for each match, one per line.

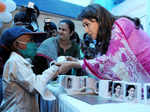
left=13, top=34, right=32, bottom=50
left=13, top=34, right=37, bottom=60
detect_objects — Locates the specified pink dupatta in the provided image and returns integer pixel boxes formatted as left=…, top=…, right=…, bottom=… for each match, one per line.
left=82, top=18, right=150, bottom=83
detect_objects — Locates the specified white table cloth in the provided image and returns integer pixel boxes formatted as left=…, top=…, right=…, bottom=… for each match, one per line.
left=58, top=94, right=150, bottom=112
left=47, top=84, right=150, bottom=112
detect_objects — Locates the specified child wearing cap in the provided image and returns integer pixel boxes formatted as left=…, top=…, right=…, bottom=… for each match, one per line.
left=0, top=26, right=60, bottom=112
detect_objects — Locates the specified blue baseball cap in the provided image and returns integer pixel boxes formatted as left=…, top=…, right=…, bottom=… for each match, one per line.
left=44, top=22, right=57, bottom=31
left=0, top=26, right=46, bottom=48
left=14, top=12, right=27, bottom=24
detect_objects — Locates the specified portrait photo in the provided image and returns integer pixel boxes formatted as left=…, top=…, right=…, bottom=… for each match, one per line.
left=67, top=77, right=72, bottom=89
left=112, top=81, right=124, bottom=101
left=124, top=82, right=141, bottom=103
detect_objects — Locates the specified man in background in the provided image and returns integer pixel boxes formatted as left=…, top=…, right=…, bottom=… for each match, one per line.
left=44, top=18, right=57, bottom=38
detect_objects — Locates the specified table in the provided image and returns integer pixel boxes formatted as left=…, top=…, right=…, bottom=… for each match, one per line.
left=47, top=84, right=150, bottom=112
left=58, top=94, right=150, bottom=112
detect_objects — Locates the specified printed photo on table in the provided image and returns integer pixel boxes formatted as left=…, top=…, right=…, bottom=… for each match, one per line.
left=124, top=82, right=141, bottom=103
left=112, top=81, right=124, bottom=101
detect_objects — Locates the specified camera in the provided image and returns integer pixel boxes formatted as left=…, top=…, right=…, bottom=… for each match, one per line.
left=14, top=2, right=39, bottom=32
left=81, top=34, right=100, bottom=59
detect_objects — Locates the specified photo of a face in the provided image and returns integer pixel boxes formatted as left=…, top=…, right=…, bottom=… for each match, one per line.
left=128, top=86, right=135, bottom=97
left=125, top=84, right=138, bottom=102
left=112, top=83, right=123, bottom=100
left=67, top=78, right=72, bottom=89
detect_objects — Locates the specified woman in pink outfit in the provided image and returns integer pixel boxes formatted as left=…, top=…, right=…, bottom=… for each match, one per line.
left=56, top=4, right=150, bottom=83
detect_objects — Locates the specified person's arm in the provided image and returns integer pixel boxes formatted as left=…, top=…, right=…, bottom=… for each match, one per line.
left=56, top=61, right=81, bottom=74
left=3, top=54, right=59, bottom=100
left=56, top=18, right=140, bottom=81
left=64, top=18, right=132, bottom=80
left=79, top=56, right=113, bottom=80
left=82, top=17, right=150, bottom=82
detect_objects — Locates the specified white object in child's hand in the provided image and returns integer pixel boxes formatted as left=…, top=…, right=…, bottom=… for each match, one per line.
left=57, top=56, right=67, bottom=62
left=49, top=56, right=66, bottom=67
left=50, top=65, right=59, bottom=73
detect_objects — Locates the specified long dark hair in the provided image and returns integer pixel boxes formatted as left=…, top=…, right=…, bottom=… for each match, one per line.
left=78, top=4, right=142, bottom=54
left=70, top=32, right=80, bottom=44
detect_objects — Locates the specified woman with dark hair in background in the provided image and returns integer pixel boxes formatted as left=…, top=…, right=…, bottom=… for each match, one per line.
left=71, top=32, right=80, bottom=44
left=36, top=19, right=80, bottom=75
left=56, top=4, right=150, bottom=83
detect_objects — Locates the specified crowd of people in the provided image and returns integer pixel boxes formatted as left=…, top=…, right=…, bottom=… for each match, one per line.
left=1, top=1, right=150, bottom=112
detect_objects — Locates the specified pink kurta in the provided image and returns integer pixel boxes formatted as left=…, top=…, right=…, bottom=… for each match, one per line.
left=81, top=17, right=150, bottom=83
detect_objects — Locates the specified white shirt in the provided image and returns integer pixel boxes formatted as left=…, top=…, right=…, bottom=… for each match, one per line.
left=0, top=52, right=58, bottom=112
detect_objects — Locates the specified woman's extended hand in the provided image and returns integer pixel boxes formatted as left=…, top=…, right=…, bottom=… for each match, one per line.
left=55, top=61, right=72, bottom=74
left=55, top=61, right=81, bottom=74
left=65, top=56, right=79, bottom=61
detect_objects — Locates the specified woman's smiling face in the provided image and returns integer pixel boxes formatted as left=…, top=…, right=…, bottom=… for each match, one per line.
left=58, top=22, right=72, bottom=41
